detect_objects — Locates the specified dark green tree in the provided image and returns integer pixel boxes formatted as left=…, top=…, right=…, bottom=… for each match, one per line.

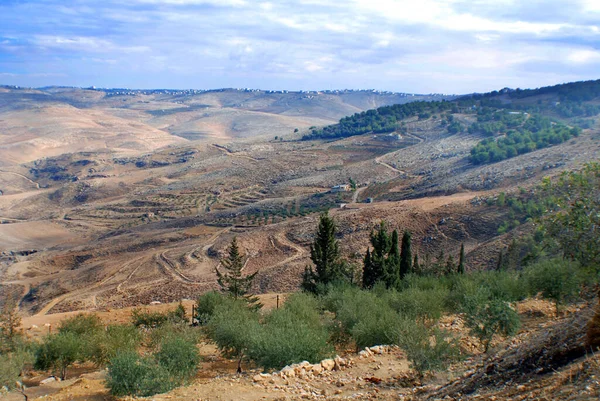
left=496, top=250, right=504, bottom=271
left=399, top=231, right=412, bottom=279
left=384, top=230, right=401, bottom=288
left=542, top=162, right=600, bottom=267
left=216, top=237, right=261, bottom=309
left=363, top=222, right=390, bottom=288
left=302, top=212, right=348, bottom=293
left=445, top=255, right=456, bottom=275
left=413, top=254, right=421, bottom=276
left=458, top=243, right=465, bottom=274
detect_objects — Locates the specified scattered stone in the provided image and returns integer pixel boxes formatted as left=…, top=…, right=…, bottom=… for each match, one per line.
left=321, top=359, right=335, bottom=371
left=40, top=377, right=57, bottom=385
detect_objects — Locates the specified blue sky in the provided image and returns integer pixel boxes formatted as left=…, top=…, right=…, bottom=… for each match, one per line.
left=0, top=0, right=599, bottom=93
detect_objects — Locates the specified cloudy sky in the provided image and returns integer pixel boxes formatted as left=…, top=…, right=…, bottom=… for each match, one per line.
left=0, top=0, right=599, bottom=93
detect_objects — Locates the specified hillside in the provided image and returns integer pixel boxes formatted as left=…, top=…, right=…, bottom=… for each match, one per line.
left=0, top=86, right=452, bottom=166
left=0, top=79, right=599, bottom=401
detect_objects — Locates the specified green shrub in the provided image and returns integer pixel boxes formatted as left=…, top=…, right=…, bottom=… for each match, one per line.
left=195, top=291, right=228, bottom=325
left=131, top=308, right=169, bottom=328
left=147, top=322, right=202, bottom=351
left=35, top=332, right=85, bottom=379
left=106, top=352, right=174, bottom=397
left=248, top=305, right=333, bottom=370
left=131, top=305, right=187, bottom=328
left=400, top=273, right=450, bottom=292
left=0, top=348, right=33, bottom=390
left=445, top=274, right=479, bottom=312
left=462, top=290, right=521, bottom=352
left=397, top=319, right=460, bottom=377
left=480, top=271, right=528, bottom=303
left=88, top=324, right=141, bottom=365
left=526, top=258, right=581, bottom=314
left=155, top=337, right=199, bottom=381
left=58, top=313, right=103, bottom=336
left=334, top=289, right=387, bottom=335
left=385, top=287, right=447, bottom=322
left=350, top=305, right=402, bottom=349
left=207, top=300, right=260, bottom=372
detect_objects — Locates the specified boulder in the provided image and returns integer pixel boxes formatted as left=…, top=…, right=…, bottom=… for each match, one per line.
left=40, top=377, right=57, bottom=385
left=321, top=359, right=335, bottom=371
left=311, top=364, right=324, bottom=375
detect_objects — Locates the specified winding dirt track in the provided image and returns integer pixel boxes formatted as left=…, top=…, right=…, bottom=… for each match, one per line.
left=0, top=170, right=40, bottom=189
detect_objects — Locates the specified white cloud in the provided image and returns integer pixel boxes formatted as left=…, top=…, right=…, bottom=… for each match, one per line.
left=33, top=36, right=150, bottom=53
left=567, top=49, right=600, bottom=64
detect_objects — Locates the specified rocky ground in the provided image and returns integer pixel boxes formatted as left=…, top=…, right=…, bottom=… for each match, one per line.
left=4, top=298, right=597, bottom=401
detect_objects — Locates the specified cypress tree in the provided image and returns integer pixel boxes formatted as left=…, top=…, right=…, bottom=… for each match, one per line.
left=216, top=237, right=261, bottom=309
left=362, top=248, right=375, bottom=289
left=458, top=243, right=466, bottom=274
left=413, top=253, right=420, bottom=276
left=445, top=255, right=455, bottom=275
left=399, top=231, right=412, bottom=279
left=496, top=250, right=504, bottom=271
left=385, top=230, right=401, bottom=288
left=302, top=211, right=347, bottom=293
left=363, top=222, right=390, bottom=288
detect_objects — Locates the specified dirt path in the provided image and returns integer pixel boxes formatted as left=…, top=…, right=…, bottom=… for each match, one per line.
left=0, top=170, right=41, bottom=189
left=351, top=187, right=366, bottom=203
left=212, top=144, right=258, bottom=162
left=267, top=232, right=309, bottom=270
left=374, top=155, right=406, bottom=174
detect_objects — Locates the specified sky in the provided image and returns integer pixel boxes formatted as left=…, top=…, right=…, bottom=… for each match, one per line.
left=0, top=0, right=599, bottom=94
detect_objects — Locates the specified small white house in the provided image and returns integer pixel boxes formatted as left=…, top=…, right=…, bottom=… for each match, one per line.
left=331, top=184, right=351, bottom=193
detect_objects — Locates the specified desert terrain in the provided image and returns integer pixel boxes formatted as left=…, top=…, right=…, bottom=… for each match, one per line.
left=1, top=82, right=599, bottom=400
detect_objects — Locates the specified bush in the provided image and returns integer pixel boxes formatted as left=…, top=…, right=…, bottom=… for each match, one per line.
left=207, top=300, right=260, bottom=372
left=385, top=287, right=447, bottom=322
left=106, top=352, right=174, bottom=397
left=155, top=337, right=200, bottom=382
left=147, top=322, right=202, bottom=351
left=350, top=306, right=402, bottom=349
left=445, top=274, right=479, bottom=313
left=462, top=290, right=521, bottom=352
left=35, top=332, right=85, bottom=379
left=248, top=303, right=333, bottom=370
left=0, top=348, right=33, bottom=390
left=88, top=324, right=141, bottom=365
left=131, top=305, right=187, bottom=328
left=526, top=258, right=581, bottom=314
left=195, top=291, right=228, bottom=325
left=480, top=271, right=528, bottom=303
left=58, top=313, right=103, bottom=336
left=396, top=319, right=460, bottom=377
left=131, top=308, right=169, bottom=328
left=333, top=289, right=388, bottom=335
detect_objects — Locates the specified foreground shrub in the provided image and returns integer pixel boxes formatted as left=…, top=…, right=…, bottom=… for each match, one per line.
left=350, top=306, right=402, bottom=349
left=131, top=304, right=187, bottom=328
left=106, top=352, right=174, bottom=397
left=155, top=337, right=200, bottom=382
left=207, top=300, right=260, bottom=372
left=88, top=324, right=141, bottom=365
left=0, top=347, right=34, bottom=390
left=526, top=258, right=581, bottom=314
left=58, top=313, right=103, bottom=336
left=480, top=270, right=528, bottom=303
left=462, top=290, right=521, bottom=352
left=385, top=287, right=447, bottom=322
left=397, top=319, right=460, bottom=377
left=248, top=297, right=333, bottom=370
left=35, top=332, right=85, bottom=379
left=195, top=291, right=228, bottom=325
left=147, top=322, right=202, bottom=351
